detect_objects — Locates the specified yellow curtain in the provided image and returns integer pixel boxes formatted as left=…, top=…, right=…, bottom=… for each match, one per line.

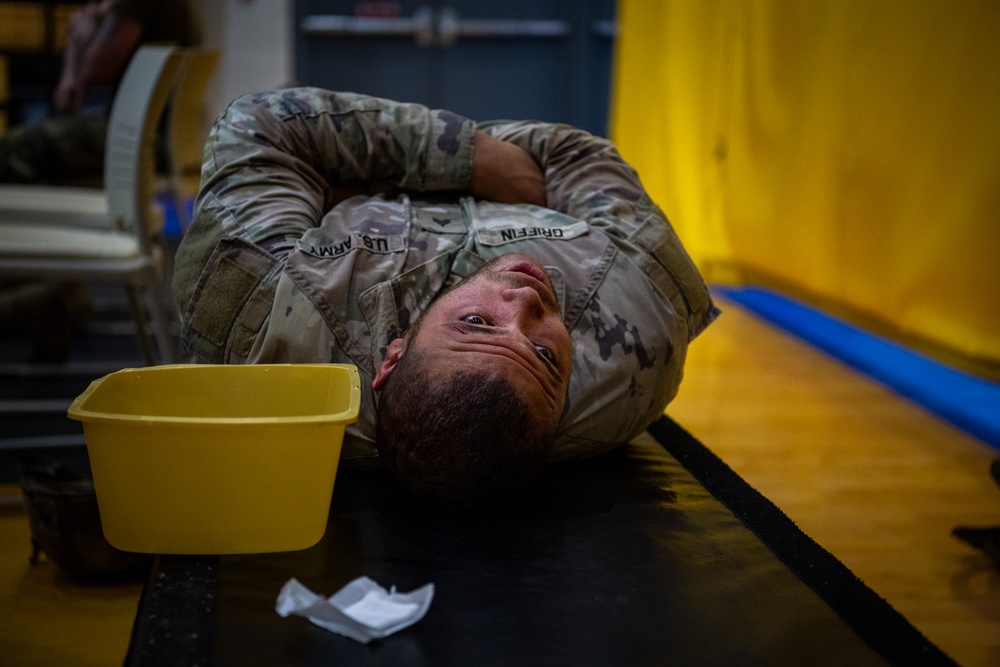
left=611, top=0, right=1000, bottom=378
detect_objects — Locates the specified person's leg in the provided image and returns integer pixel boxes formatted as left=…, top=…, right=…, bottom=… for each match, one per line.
left=0, top=113, right=106, bottom=185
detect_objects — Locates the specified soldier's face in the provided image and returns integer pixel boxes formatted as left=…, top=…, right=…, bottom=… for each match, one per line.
left=394, top=254, right=571, bottom=430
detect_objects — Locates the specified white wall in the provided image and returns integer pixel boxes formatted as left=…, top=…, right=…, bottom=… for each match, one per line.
left=199, top=0, right=295, bottom=122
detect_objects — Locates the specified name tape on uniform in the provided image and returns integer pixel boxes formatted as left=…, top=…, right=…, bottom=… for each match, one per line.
left=476, top=221, right=589, bottom=247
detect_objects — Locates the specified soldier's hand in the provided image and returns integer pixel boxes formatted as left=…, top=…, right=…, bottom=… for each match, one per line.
left=470, top=131, right=546, bottom=207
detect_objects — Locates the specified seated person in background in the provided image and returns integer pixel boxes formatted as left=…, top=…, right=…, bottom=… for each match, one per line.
left=0, top=0, right=200, bottom=185
left=172, top=89, right=719, bottom=507
left=0, top=0, right=200, bottom=362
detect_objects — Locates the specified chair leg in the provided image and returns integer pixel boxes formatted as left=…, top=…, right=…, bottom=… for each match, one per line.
left=146, top=282, right=177, bottom=364
left=124, top=284, right=159, bottom=365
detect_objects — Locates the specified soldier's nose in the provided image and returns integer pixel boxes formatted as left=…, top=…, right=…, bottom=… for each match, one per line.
left=503, top=286, right=546, bottom=321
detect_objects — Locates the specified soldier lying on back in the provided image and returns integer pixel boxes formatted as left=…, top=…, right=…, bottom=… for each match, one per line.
left=173, top=89, right=718, bottom=507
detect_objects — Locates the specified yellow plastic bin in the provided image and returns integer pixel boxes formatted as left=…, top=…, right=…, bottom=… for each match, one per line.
left=67, top=364, right=361, bottom=555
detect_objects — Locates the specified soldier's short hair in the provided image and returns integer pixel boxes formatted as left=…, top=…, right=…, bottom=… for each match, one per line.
left=375, top=345, right=555, bottom=508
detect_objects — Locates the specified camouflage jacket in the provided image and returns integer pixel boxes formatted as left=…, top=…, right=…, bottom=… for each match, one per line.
left=173, top=88, right=719, bottom=465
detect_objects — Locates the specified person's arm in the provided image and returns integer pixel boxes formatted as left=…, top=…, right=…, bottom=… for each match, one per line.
left=196, top=88, right=480, bottom=251
left=477, top=121, right=657, bottom=242
left=469, top=131, right=546, bottom=206
left=54, top=1, right=142, bottom=114
left=480, top=120, right=717, bottom=335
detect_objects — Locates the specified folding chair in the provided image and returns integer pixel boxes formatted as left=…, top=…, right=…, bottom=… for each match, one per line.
left=0, top=48, right=219, bottom=233
left=0, top=45, right=186, bottom=365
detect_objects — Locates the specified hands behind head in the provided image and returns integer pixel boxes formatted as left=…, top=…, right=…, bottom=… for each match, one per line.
left=470, top=131, right=547, bottom=207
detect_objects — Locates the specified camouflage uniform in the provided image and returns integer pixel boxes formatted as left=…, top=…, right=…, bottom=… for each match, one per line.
left=173, top=88, right=719, bottom=466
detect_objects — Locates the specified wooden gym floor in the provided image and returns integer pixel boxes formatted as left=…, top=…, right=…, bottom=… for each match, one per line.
left=0, top=292, right=998, bottom=666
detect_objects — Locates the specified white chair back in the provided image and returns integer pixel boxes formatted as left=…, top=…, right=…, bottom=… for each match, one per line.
left=103, top=45, right=186, bottom=249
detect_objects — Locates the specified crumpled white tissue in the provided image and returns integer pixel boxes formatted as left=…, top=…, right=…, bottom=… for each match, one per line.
left=275, top=576, right=434, bottom=644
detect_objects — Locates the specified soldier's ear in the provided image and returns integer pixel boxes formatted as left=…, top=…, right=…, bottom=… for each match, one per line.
left=372, top=337, right=407, bottom=390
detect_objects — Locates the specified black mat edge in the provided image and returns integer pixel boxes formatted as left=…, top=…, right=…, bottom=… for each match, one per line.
left=124, top=554, right=219, bottom=667
left=648, top=415, right=958, bottom=667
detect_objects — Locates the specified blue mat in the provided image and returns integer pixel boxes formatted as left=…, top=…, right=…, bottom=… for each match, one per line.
left=716, top=286, right=1000, bottom=451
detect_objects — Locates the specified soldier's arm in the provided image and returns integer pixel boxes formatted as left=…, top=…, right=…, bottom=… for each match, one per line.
left=478, top=121, right=661, bottom=243
left=480, top=120, right=717, bottom=338
left=196, top=88, right=479, bottom=247
left=469, top=131, right=546, bottom=206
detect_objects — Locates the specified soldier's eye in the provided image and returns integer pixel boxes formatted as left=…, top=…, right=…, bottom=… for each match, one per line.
left=462, top=315, right=487, bottom=325
left=535, top=345, right=555, bottom=364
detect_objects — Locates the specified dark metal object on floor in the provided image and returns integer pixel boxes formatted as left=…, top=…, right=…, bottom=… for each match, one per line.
left=20, top=460, right=150, bottom=582
left=951, top=458, right=1000, bottom=568
left=952, top=526, right=1000, bottom=568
